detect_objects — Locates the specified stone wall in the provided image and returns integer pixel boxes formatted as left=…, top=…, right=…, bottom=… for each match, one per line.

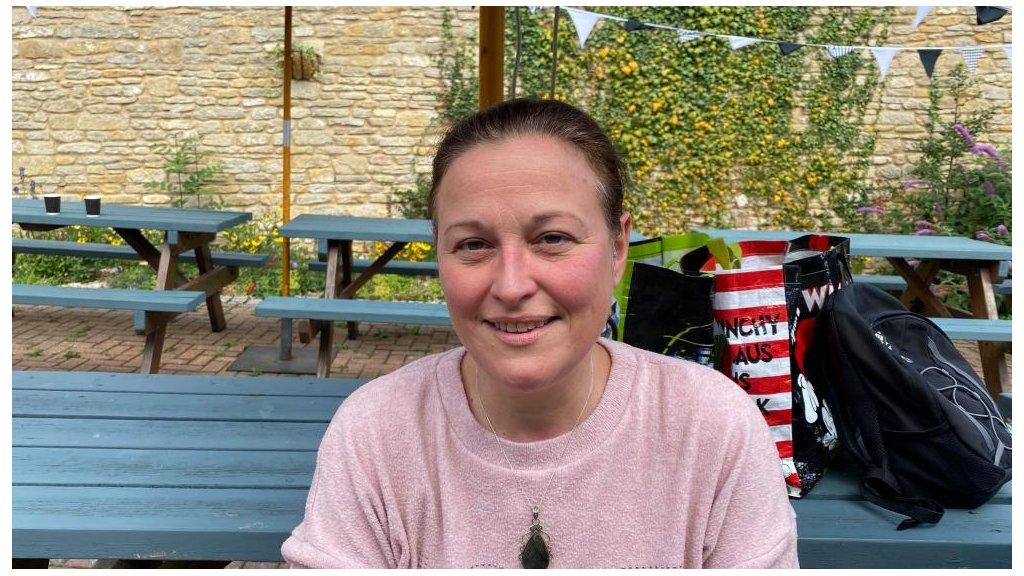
left=859, top=6, right=1012, bottom=183
left=11, top=6, right=477, bottom=218
left=11, top=6, right=1011, bottom=220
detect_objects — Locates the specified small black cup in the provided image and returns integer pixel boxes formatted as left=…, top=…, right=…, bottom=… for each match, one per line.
left=84, top=195, right=102, bottom=217
left=43, top=194, right=61, bottom=214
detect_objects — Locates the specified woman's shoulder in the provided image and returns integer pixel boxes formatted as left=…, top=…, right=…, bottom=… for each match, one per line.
left=338, top=348, right=459, bottom=420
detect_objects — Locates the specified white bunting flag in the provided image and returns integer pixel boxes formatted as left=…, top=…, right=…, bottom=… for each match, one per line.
left=910, top=6, right=933, bottom=31
left=26, top=6, right=38, bottom=18
left=527, top=6, right=542, bottom=14
left=564, top=8, right=601, bottom=49
left=871, top=47, right=898, bottom=80
left=827, top=45, right=856, bottom=59
left=1005, top=46, right=1012, bottom=66
left=676, top=29, right=702, bottom=44
left=960, top=47, right=984, bottom=74
left=728, top=36, right=759, bottom=50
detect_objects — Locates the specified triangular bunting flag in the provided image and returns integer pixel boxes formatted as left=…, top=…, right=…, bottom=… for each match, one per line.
left=26, top=6, right=38, bottom=18
left=1005, top=46, right=1012, bottom=66
left=564, top=8, right=601, bottom=49
left=871, top=47, right=898, bottom=79
left=961, top=46, right=984, bottom=74
left=827, top=45, right=856, bottom=59
left=910, top=6, right=933, bottom=31
left=976, top=6, right=1009, bottom=25
left=728, top=36, right=759, bottom=50
left=623, top=19, right=654, bottom=32
left=918, top=49, right=942, bottom=78
left=778, top=42, right=803, bottom=56
left=676, top=29, right=702, bottom=43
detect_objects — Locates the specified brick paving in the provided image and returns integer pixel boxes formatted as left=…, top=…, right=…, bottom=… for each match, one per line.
left=13, top=297, right=1009, bottom=568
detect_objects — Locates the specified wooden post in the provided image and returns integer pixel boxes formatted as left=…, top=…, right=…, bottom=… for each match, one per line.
left=281, top=7, right=292, bottom=296
left=478, top=7, right=505, bottom=109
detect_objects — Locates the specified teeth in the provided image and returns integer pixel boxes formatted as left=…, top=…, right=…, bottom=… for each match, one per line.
left=493, top=319, right=549, bottom=333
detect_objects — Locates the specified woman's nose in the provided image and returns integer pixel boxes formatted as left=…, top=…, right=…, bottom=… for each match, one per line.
left=489, top=246, right=538, bottom=304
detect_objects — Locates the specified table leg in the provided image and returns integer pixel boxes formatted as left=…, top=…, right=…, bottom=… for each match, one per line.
left=342, top=240, right=357, bottom=340
left=887, top=258, right=949, bottom=317
left=193, top=243, right=227, bottom=332
left=316, top=241, right=345, bottom=378
left=967, top=264, right=1007, bottom=397
left=141, top=244, right=178, bottom=374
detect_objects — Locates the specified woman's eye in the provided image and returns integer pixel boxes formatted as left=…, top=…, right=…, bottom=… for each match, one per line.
left=456, top=239, right=488, bottom=252
left=539, top=233, right=570, bottom=246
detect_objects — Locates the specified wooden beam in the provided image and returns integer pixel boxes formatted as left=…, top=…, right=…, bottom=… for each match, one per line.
left=479, top=7, right=505, bottom=109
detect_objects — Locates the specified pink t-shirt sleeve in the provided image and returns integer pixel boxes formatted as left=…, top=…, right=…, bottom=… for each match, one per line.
left=700, top=378, right=800, bottom=569
left=280, top=398, right=396, bottom=568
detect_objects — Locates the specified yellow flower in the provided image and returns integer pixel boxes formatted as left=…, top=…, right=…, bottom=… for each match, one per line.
left=598, top=47, right=609, bottom=59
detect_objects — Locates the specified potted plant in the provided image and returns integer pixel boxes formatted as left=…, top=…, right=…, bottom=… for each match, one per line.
left=272, top=43, right=322, bottom=82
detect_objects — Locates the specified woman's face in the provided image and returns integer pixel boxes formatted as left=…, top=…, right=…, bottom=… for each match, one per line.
left=435, top=133, right=630, bottom=392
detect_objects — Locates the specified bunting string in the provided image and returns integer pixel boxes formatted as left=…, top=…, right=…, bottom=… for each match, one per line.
left=558, top=6, right=1012, bottom=80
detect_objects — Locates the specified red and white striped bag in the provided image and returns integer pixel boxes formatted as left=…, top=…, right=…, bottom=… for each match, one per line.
left=709, top=241, right=804, bottom=494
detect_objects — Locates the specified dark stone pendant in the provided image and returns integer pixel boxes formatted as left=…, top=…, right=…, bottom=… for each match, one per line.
left=520, top=507, right=550, bottom=569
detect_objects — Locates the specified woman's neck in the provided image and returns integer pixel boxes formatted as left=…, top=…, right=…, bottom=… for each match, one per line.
left=462, top=342, right=610, bottom=443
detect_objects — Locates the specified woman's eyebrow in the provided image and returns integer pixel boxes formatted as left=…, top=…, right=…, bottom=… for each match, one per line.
left=531, top=211, right=587, bottom=228
left=442, top=220, right=485, bottom=236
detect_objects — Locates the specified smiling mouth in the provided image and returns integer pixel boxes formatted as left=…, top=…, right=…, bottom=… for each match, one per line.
left=485, top=317, right=558, bottom=334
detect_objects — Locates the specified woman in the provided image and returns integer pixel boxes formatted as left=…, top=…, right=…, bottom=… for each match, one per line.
left=281, top=98, right=798, bottom=568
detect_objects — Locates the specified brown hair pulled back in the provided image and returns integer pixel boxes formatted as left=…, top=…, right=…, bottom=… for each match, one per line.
left=430, top=98, right=626, bottom=236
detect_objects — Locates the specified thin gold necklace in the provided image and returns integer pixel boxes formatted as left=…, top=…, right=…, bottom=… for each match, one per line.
left=471, top=349, right=596, bottom=569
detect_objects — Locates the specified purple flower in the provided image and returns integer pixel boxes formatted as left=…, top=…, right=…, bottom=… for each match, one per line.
left=29, top=180, right=36, bottom=194
left=907, top=259, right=921, bottom=268
left=970, top=143, right=1008, bottom=168
left=976, top=231, right=993, bottom=241
left=983, top=180, right=996, bottom=196
left=933, top=203, right=944, bottom=220
left=18, top=166, right=25, bottom=181
left=996, top=224, right=1009, bottom=235
left=915, top=220, right=935, bottom=229
left=901, top=179, right=927, bottom=190
left=953, top=123, right=976, bottom=147
left=915, top=228, right=936, bottom=236
left=857, top=205, right=884, bottom=215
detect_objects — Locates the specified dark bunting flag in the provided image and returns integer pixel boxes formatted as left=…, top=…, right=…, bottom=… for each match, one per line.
left=779, top=42, right=803, bottom=56
left=976, top=6, right=1008, bottom=25
left=623, top=18, right=654, bottom=32
left=918, top=48, right=942, bottom=78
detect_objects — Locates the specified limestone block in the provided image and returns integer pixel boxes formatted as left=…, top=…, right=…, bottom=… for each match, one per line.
left=13, top=70, right=50, bottom=82
left=394, top=110, right=432, bottom=128
left=238, top=133, right=271, bottom=146
left=307, top=168, right=336, bottom=183
left=18, top=39, right=64, bottom=59
left=25, top=141, right=56, bottom=155
left=41, top=100, right=83, bottom=114
left=293, top=131, right=333, bottom=146
left=143, top=76, right=179, bottom=97
left=223, top=158, right=262, bottom=174
left=126, top=168, right=166, bottom=183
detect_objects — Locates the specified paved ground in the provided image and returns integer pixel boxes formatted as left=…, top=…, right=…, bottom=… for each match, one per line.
left=13, top=297, right=1009, bottom=568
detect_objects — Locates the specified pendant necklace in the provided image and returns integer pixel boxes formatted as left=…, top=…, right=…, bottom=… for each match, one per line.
left=471, top=350, right=596, bottom=569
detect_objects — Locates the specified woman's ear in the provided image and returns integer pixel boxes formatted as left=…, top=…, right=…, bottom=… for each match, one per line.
left=612, top=212, right=631, bottom=283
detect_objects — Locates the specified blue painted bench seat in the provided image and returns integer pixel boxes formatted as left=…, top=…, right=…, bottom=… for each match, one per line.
left=930, top=317, right=1012, bottom=343
left=307, top=257, right=437, bottom=276
left=13, top=284, right=204, bottom=313
left=12, top=370, right=1009, bottom=567
left=256, top=296, right=451, bottom=325
left=855, top=274, right=1012, bottom=296
left=13, top=238, right=269, bottom=268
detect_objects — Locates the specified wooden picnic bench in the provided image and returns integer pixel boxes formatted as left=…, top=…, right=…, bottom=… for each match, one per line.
left=12, top=370, right=1010, bottom=568
left=698, top=228, right=1013, bottom=397
left=13, top=285, right=205, bottom=373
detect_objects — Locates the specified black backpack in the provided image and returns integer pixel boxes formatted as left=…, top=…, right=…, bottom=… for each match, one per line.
left=805, top=282, right=1011, bottom=530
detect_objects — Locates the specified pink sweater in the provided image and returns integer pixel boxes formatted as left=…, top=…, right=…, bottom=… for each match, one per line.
left=281, top=339, right=799, bottom=568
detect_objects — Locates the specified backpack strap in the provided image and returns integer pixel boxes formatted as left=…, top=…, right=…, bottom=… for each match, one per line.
left=860, top=469, right=945, bottom=530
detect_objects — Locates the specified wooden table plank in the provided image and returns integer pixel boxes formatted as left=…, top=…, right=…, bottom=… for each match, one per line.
left=13, top=198, right=251, bottom=234
left=12, top=370, right=366, bottom=396
left=15, top=418, right=329, bottom=451
left=15, top=447, right=316, bottom=489
left=695, top=228, right=1012, bottom=262
left=278, top=213, right=434, bottom=242
left=13, top=486, right=306, bottom=561
left=14, top=390, right=345, bottom=422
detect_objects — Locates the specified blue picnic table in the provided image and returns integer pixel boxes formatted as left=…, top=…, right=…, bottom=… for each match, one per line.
left=697, top=228, right=1012, bottom=397
left=11, top=370, right=1010, bottom=568
left=13, top=198, right=253, bottom=372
